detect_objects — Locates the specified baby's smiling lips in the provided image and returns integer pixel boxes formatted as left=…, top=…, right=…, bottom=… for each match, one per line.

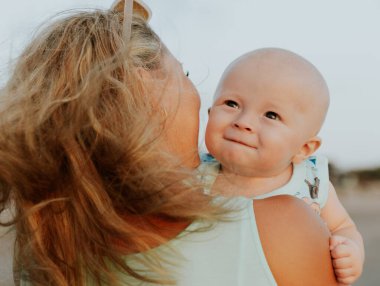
left=224, top=137, right=257, bottom=149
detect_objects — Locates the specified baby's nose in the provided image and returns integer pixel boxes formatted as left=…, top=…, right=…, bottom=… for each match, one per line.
left=232, top=109, right=259, bottom=132
left=233, top=122, right=253, bottom=132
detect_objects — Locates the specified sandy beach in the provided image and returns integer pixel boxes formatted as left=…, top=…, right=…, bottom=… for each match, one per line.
left=1, top=188, right=379, bottom=285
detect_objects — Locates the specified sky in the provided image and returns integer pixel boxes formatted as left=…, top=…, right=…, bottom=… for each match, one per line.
left=1, top=0, right=380, bottom=171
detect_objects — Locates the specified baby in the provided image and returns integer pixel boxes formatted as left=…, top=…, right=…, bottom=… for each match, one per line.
left=204, top=48, right=364, bottom=285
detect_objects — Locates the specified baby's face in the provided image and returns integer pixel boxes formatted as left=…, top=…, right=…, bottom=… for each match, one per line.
left=205, top=51, right=326, bottom=177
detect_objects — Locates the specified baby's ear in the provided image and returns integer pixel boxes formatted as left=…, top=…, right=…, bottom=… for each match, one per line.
left=292, top=136, right=321, bottom=164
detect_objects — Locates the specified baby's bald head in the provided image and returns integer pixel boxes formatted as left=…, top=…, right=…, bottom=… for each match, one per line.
left=217, top=48, right=330, bottom=137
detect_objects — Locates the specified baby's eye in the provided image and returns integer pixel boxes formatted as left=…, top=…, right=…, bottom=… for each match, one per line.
left=224, top=100, right=239, bottom=109
left=265, top=111, right=280, bottom=120
left=185, top=70, right=190, bottom=77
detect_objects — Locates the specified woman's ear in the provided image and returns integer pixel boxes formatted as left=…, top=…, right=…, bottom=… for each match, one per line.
left=136, top=67, right=159, bottom=94
left=292, top=136, right=321, bottom=164
left=136, top=67, right=153, bottom=82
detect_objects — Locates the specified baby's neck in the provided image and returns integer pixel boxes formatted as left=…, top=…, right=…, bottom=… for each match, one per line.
left=213, top=164, right=293, bottom=198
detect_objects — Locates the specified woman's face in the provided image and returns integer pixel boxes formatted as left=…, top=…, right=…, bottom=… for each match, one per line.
left=148, top=51, right=201, bottom=168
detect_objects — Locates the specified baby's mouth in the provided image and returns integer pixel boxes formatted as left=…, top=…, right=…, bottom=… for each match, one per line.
left=225, top=137, right=257, bottom=149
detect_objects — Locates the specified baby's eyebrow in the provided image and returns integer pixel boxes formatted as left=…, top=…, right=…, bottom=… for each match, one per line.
left=218, top=90, right=240, bottom=97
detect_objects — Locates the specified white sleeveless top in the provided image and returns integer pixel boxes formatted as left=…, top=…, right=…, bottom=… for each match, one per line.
left=115, top=197, right=277, bottom=286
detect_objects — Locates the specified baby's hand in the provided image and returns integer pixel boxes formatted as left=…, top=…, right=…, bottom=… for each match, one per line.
left=330, top=235, right=363, bottom=285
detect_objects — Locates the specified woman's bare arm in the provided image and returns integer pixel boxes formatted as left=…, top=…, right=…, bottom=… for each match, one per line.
left=254, top=195, right=338, bottom=286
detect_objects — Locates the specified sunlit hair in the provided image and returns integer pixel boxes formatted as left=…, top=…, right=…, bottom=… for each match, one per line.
left=0, top=9, right=222, bottom=286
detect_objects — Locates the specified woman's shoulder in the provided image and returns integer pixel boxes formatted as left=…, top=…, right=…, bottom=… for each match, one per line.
left=253, top=195, right=338, bottom=286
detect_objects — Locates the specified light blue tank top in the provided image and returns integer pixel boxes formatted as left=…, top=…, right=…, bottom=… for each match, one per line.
left=255, top=155, right=329, bottom=214
left=200, top=153, right=330, bottom=215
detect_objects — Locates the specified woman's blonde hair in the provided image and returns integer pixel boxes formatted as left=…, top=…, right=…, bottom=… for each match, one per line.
left=0, top=9, right=221, bottom=286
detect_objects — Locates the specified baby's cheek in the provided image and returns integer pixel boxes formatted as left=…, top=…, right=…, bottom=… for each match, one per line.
left=205, top=127, right=216, bottom=149
left=259, top=147, right=292, bottom=174
left=262, top=129, right=295, bottom=155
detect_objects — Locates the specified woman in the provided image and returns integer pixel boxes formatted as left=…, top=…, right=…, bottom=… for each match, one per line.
left=0, top=1, right=338, bottom=285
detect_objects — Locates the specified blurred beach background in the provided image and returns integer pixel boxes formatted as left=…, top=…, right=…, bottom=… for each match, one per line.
left=1, top=0, right=379, bottom=285
left=330, top=166, right=380, bottom=286
left=341, top=190, right=380, bottom=286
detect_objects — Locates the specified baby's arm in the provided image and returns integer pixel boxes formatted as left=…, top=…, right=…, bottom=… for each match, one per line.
left=321, top=182, right=364, bottom=285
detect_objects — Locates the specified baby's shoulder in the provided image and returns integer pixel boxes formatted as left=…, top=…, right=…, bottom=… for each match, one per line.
left=200, top=153, right=218, bottom=163
left=304, top=155, right=328, bottom=170
left=296, top=155, right=330, bottom=211
left=198, top=153, right=220, bottom=194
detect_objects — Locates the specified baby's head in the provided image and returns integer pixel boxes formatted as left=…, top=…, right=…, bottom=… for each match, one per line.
left=205, top=48, right=330, bottom=177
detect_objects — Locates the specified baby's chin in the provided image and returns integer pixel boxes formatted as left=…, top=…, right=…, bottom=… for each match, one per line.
left=218, top=155, right=280, bottom=178
left=219, top=161, right=261, bottom=177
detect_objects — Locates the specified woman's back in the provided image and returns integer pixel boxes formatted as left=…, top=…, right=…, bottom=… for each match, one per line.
left=100, top=196, right=336, bottom=286
left=115, top=197, right=276, bottom=286
left=4, top=195, right=338, bottom=286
